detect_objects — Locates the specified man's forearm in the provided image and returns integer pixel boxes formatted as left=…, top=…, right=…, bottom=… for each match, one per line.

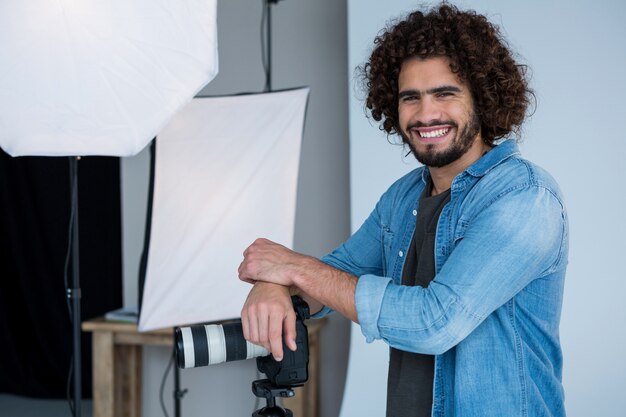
left=289, top=286, right=324, bottom=316
left=238, top=238, right=359, bottom=322
left=292, top=257, right=359, bottom=323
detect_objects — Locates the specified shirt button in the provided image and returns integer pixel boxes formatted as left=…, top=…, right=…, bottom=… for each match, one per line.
left=412, top=209, right=417, bottom=216
left=399, top=251, right=404, bottom=257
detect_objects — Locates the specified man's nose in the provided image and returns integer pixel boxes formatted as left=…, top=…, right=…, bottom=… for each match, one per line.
left=415, top=97, right=442, bottom=124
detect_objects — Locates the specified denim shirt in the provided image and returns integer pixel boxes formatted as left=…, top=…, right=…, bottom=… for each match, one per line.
left=318, top=140, right=569, bottom=416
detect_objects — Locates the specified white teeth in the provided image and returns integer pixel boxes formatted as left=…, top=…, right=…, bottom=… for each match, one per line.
left=420, top=128, right=449, bottom=138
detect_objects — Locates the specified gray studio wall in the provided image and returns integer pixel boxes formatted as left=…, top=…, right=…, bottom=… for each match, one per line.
left=120, top=1, right=350, bottom=417
left=345, top=1, right=626, bottom=416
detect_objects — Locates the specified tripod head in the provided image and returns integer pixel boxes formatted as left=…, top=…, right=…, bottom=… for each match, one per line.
left=252, top=379, right=294, bottom=417
left=251, top=296, right=310, bottom=417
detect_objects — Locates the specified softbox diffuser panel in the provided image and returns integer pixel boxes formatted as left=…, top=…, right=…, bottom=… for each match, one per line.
left=0, top=0, right=218, bottom=157
left=138, top=88, right=310, bottom=332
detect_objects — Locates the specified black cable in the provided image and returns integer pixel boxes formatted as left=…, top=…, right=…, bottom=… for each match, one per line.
left=160, top=349, right=175, bottom=417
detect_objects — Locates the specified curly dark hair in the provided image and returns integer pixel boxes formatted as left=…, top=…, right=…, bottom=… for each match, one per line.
left=361, top=3, right=534, bottom=145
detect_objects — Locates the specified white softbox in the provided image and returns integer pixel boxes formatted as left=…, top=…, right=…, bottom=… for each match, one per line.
left=0, top=0, right=218, bottom=157
left=138, top=88, right=310, bottom=332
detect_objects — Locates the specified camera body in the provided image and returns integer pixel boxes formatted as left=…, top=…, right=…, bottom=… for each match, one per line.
left=175, top=296, right=310, bottom=388
left=256, top=296, right=309, bottom=387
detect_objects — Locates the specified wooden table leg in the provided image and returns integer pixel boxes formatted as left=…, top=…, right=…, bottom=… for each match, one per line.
left=84, top=318, right=173, bottom=417
left=115, top=344, right=142, bottom=417
left=304, top=327, right=320, bottom=417
left=92, top=331, right=114, bottom=417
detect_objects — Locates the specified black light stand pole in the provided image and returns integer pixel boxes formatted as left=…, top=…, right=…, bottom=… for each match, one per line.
left=68, top=156, right=82, bottom=417
left=173, top=335, right=188, bottom=417
left=265, top=0, right=281, bottom=92
left=266, top=0, right=272, bottom=91
left=174, top=365, right=181, bottom=417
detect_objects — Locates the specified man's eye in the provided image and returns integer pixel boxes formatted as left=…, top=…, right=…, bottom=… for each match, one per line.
left=402, top=95, right=417, bottom=102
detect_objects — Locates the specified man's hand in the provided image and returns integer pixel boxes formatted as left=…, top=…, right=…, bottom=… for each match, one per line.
left=239, top=238, right=313, bottom=287
left=239, top=237, right=359, bottom=334
left=240, top=282, right=297, bottom=361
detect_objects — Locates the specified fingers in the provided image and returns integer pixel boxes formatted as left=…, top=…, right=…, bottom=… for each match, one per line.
left=242, top=300, right=267, bottom=351
left=268, top=310, right=285, bottom=361
left=239, top=238, right=306, bottom=288
left=238, top=242, right=263, bottom=284
left=283, top=310, right=298, bottom=352
left=240, top=283, right=294, bottom=361
left=238, top=255, right=253, bottom=284
left=241, top=304, right=250, bottom=344
left=257, top=308, right=270, bottom=353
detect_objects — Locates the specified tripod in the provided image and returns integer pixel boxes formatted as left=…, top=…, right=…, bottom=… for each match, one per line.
left=251, top=379, right=297, bottom=417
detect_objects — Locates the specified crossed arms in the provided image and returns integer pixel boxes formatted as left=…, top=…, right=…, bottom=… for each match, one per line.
left=238, top=238, right=357, bottom=360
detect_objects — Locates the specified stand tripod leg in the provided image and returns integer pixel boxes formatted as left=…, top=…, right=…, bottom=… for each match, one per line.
left=173, top=341, right=187, bottom=417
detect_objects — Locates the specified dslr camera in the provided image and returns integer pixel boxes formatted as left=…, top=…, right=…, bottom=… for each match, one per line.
left=174, top=296, right=310, bottom=416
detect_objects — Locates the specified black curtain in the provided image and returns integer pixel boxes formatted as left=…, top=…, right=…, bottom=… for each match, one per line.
left=0, top=148, right=123, bottom=398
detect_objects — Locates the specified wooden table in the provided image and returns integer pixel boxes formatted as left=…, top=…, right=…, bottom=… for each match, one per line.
left=82, top=317, right=324, bottom=417
left=82, top=318, right=172, bottom=417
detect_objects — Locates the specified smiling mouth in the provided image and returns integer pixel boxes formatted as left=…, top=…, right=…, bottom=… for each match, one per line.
left=418, top=127, right=450, bottom=139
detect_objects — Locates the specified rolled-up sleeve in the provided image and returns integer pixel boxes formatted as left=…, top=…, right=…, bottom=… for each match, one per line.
left=355, top=274, right=392, bottom=342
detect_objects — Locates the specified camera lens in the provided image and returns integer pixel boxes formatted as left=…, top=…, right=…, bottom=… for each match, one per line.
left=176, top=321, right=269, bottom=369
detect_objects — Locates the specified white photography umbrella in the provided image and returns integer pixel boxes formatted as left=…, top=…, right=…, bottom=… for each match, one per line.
left=0, top=2, right=218, bottom=414
left=0, top=0, right=218, bottom=157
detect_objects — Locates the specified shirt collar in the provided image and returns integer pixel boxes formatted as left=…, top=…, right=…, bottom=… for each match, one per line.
left=464, top=139, right=520, bottom=178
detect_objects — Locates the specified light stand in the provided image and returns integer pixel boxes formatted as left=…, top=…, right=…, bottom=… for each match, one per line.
left=67, top=156, right=82, bottom=417
left=264, top=0, right=283, bottom=92
left=173, top=334, right=188, bottom=417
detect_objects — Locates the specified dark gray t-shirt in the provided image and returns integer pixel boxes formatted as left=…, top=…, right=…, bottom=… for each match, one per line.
left=386, top=183, right=451, bottom=417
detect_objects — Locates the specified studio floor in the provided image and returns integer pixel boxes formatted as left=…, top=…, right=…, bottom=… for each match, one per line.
left=0, top=395, right=92, bottom=417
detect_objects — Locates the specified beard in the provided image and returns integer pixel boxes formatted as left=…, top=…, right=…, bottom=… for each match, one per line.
left=402, top=111, right=481, bottom=168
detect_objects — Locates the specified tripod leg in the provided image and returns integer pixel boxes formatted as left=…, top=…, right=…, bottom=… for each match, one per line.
left=172, top=343, right=188, bottom=417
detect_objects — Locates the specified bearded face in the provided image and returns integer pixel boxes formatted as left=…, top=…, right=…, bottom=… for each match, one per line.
left=397, top=57, right=483, bottom=168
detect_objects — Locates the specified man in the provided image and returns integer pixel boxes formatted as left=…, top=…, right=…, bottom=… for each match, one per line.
left=238, top=4, right=568, bottom=416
